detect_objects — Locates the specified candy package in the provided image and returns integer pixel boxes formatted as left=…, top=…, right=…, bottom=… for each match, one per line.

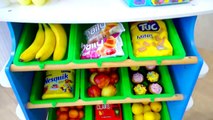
left=81, top=23, right=125, bottom=59
left=95, top=104, right=122, bottom=120
left=130, top=20, right=173, bottom=57
left=42, top=70, right=75, bottom=99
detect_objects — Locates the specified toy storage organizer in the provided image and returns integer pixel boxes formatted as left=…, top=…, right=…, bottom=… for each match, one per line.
left=5, top=16, right=203, bottom=120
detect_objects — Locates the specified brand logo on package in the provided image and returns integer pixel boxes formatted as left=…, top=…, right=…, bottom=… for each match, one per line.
left=137, top=21, right=160, bottom=31
left=45, top=73, right=69, bottom=84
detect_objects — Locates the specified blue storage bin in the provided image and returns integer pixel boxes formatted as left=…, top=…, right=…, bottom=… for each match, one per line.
left=124, top=0, right=191, bottom=7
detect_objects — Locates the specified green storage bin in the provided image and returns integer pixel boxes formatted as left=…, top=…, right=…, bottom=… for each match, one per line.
left=71, top=23, right=129, bottom=67
left=80, top=68, right=128, bottom=104
left=30, top=70, right=80, bottom=107
left=48, top=105, right=92, bottom=120
left=125, top=66, right=175, bottom=101
left=126, top=102, right=170, bottom=120
left=127, top=19, right=186, bottom=64
left=13, top=24, right=72, bottom=69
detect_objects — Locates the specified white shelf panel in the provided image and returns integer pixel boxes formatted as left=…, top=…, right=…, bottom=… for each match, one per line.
left=0, top=0, right=213, bottom=23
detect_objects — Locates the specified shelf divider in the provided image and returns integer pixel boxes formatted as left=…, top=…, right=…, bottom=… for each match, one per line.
left=27, top=94, right=183, bottom=109
left=11, top=56, right=198, bottom=71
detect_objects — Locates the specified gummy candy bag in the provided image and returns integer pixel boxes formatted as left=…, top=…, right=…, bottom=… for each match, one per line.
left=130, top=20, right=173, bottom=57
left=81, top=23, right=125, bottom=59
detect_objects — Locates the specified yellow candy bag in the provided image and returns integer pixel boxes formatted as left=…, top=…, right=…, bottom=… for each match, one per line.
left=42, top=70, right=75, bottom=99
left=130, top=20, right=173, bottom=57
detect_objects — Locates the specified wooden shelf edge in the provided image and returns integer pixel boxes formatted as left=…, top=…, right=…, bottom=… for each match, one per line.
left=11, top=57, right=198, bottom=72
left=27, top=94, right=183, bottom=109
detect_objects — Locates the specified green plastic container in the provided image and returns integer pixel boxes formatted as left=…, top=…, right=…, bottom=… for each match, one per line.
left=13, top=24, right=72, bottom=69
left=71, top=23, right=129, bottom=67
left=47, top=105, right=92, bottom=120
left=125, top=66, right=175, bottom=101
left=126, top=102, right=170, bottom=120
left=127, top=19, right=186, bottom=64
left=80, top=68, right=128, bottom=104
left=30, top=70, right=80, bottom=107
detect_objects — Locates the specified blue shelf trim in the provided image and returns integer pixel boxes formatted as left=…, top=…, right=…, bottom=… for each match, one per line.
left=167, top=16, right=203, bottom=120
left=5, top=23, right=47, bottom=120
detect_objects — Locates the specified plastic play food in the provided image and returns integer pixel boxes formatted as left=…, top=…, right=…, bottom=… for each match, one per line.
left=134, top=84, right=147, bottom=95
left=150, top=102, right=162, bottom=112
left=148, top=83, right=162, bottom=94
left=132, top=103, right=144, bottom=115
left=130, top=20, right=173, bottom=57
left=132, top=72, right=144, bottom=84
left=81, top=23, right=125, bottom=59
left=95, top=104, right=122, bottom=120
left=42, top=70, right=75, bottom=99
left=101, top=84, right=117, bottom=97
left=147, top=71, right=159, bottom=82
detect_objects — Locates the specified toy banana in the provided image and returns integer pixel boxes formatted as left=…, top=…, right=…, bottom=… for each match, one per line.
left=35, top=24, right=56, bottom=61
left=49, top=24, right=67, bottom=61
left=19, top=24, right=45, bottom=62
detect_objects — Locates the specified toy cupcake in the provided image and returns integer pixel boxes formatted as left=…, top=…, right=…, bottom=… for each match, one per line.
left=148, top=83, right=162, bottom=94
left=145, top=65, right=156, bottom=71
left=147, top=71, right=159, bottom=82
left=130, top=66, right=140, bottom=71
left=134, top=84, right=147, bottom=95
left=132, top=72, right=144, bottom=84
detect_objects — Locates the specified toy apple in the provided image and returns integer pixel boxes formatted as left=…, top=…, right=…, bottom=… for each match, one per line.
left=90, top=72, right=98, bottom=85
left=89, top=68, right=97, bottom=73
left=87, top=85, right=101, bottom=97
left=94, top=73, right=110, bottom=88
left=97, top=68, right=106, bottom=73
left=109, top=72, right=119, bottom=85
left=101, top=84, right=117, bottom=97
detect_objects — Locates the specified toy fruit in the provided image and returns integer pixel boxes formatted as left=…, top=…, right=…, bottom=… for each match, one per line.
left=58, top=112, right=69, bottom=120
left=143, top=112, right=155, bottom=120
left=150, top=102, right=162, bottom=112
left=56, top=109, right=61, bottom=116
left=76, top=106, right=84, bottom=110
left=109, top=72, right=119, bottom=85
left=132, top=103, right=143, bottom=115
left=94, top=73, right=110, bottom=88
left=69, top=109, right=79, bottom=119
left=90, top=72, right=98, bottom=85
left=154, top=112, right=161, bottom=120
left=17, top=0, right=32, bottom=5
left=89, top=68, right=97, bottom=73
left=143, top=105, right=151, bottom=113
left=97, top=68, right=106, bottom=73
left=32, top=0, right=46, bottom=6
left=87, top=85, right=101, bottom=97
left=134, top=114, right=144, bottom=120
left=101, top=84, right=117, bottom=97
left=60, top=107, right=69, bottom=112
left=78, top=110, right=84, bottom=119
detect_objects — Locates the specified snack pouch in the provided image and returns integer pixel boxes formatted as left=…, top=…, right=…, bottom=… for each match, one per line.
left=81, top=23, right=125, bottom=59
left=130, top=20, right=173, bottom=57
left=84, top=23, right=125, bottom=44
left=42, top=70, right=75, bottom=99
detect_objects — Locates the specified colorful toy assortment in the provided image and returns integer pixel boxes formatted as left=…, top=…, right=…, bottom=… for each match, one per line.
left=81, top=23, right=125, bottom=59
left=130, top=20, right=173, bottom=57
left=130, top=66, right=163, bottom=95
left=124, top=0, right=191, bottom=7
